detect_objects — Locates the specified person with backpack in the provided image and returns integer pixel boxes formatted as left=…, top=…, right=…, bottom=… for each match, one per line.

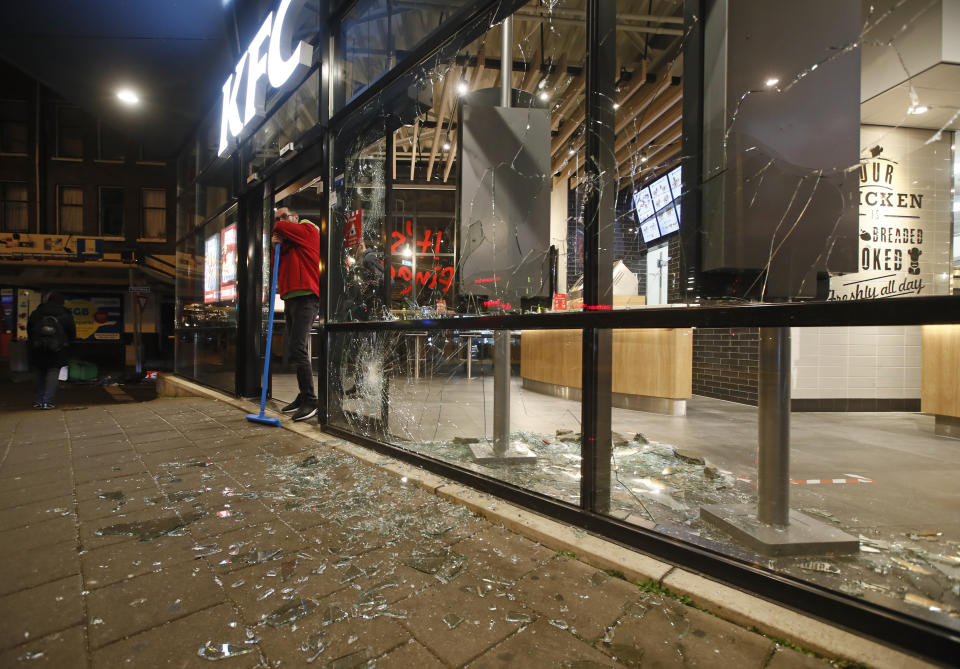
left=27, top=293, right=76, bottom=409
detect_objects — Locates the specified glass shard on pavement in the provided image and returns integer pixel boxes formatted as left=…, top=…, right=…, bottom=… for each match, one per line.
left=197, top=641, right=254, bottom=661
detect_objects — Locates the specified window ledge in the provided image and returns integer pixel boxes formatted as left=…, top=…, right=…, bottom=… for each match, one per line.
left=136, top=238, right=167, bottom=243
left=136, top=161, right=167, bottom=167
left=0, top=152, right=29, bottom=158
left=100, top=235, right=125, bottom=241
left=94, top=159, right=125, bottom=165
left=51, top=156, right=83, bottom=162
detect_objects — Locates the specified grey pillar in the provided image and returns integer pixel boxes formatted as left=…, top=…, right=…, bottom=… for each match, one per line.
left=757, top=326, right=791, bottom=526
left=493, top=330, right=511, bottom=456
left=492, top=15, right=514, bottom=457
left=500, top=16, right=512, bottom=107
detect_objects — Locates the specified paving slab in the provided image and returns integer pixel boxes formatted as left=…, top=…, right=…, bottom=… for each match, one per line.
left=0, top=482, right=74, bottom=510
left=0, top=514, right=77, bottom=557
left=0, top=574, right=85, bottom=650
left=89, top=602, right=259, bottom=669
left=0, top=539, right=80, bottom=598
left=375, top=638, right=447, bottom=668
left=599, top=593, right=777, bottom=668
left=80, top=533, right=200, bottom=589
left=0, top=625, right=88, bottom=669
left=255, top=602, right=412, bottom=666
left=85, top=560, right=225, bottom=649
left=399, top=577, right=529, bottom=666
left=469, top=618, right=625, bottom=668
left=0, top=494, right=74, bottom=532
left=513, top=556, right=644, bottom=643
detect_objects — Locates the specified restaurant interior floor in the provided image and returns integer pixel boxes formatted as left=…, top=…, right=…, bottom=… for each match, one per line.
left=269, top=367, right=960, bottom=631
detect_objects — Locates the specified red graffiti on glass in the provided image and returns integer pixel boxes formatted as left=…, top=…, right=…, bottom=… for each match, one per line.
left=390, top=220, right=454, bottom=294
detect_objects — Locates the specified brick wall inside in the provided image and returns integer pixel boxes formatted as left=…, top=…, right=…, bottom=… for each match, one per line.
left=692, top=327, right=759, bottom=405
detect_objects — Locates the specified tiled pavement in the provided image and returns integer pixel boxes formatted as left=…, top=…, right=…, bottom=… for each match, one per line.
left=0, top=397, right=864, bottom=667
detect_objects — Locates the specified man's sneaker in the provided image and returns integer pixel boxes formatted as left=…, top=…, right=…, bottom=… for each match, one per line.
left=292, top=403, right=318, bottom=422
left=281, top=395, right=302, bottom=413
left=41, top=403, right=56, bottom=410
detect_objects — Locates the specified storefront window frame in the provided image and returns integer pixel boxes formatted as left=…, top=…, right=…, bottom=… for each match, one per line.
left=318, top=0, right=960, bottom=663
left=167, top=0, right=960, bottom=660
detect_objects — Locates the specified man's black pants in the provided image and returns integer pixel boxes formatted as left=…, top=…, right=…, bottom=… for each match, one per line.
left=284, top=293, right=320, bottom=405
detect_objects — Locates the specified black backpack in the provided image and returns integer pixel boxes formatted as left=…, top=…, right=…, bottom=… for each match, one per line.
left=30, top=314, right=65, bottom=354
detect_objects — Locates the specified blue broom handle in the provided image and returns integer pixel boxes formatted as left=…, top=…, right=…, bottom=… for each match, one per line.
left=259, top=242, right=282, bottom=415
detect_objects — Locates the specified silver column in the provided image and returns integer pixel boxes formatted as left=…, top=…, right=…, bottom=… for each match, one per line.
left=500, top=16, right=512, bottom=108
left=492, top=15, right=514, bottom=457
left=493, top=330, right=511, bottom=456
left=757, top=326, right=791, bottom=526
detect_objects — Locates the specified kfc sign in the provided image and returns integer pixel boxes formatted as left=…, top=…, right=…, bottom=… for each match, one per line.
left=218, top=0, right=313, bottom=156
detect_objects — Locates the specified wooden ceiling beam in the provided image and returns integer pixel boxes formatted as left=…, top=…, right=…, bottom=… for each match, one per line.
left=614, top=68, right=674, bottom=135
left=614, top=85, right=682, bottom=153
left=614, top=111, right=682, bottom=167
left=425, top=62, right=456, bottom=181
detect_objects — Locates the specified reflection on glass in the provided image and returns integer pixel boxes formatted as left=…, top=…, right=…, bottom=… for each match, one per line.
left=339, top=0, right=473, bottom=105
left=174, top=205, right=239, bottom=394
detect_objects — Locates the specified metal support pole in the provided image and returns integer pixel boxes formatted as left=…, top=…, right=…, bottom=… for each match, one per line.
left=493, top=330, right=511, bottom=457
left=500, top=16, right=513, bottom=107
left=579, top=0, right=615, bottom=515
left=493, top=14, right=513, bottom=458
left=757, top=326, right=791, bottom=526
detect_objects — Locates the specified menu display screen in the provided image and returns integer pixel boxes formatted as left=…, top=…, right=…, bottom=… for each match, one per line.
left=632, top=188, right=655, bottom=222
left=640, top=216, right=661, bottom=243
left=657, top=204, right=679, bottom=235
left=632, top=165, right=682, bottom=244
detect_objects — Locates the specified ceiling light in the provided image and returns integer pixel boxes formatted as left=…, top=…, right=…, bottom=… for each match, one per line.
left=442, top=141, right=451, bottom=151
left=640, top=154, right=648, bottom=163
left=764, top=77, right=779, bottom=88
left=456, top=81, right=469, bottom=95
left=612, top=102, right=620, bottom=110
left=568, top=146, right=575, bottom=155
left=538, top=91, right=549, bottom=101
left=116, top=89, right=140, bottom=105
left=909, top=105, right=928, bottom=114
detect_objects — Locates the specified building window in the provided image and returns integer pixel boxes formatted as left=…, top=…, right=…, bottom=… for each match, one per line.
left=58, top=186, right=84, bottom=234
left=56, top=106, right=84, bottom=158
left=1, top=182, right=29, bottom=232
left=142, top=188, right=166, bottom=239
left=98, top=122, right=125, bottom=161
left=0, top=100, right=28, bottom=155
left=99, top=187, right=124, bottom=237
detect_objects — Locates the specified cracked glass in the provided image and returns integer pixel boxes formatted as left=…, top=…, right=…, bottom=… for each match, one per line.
left=321, top=0, right=960, bottom=634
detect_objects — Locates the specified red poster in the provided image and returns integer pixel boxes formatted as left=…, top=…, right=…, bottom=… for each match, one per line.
left=436, top=299, right=446, bottom=314
left=552, top=293, right=567, bottom=311
left=345, top=209, right=362, bottom=248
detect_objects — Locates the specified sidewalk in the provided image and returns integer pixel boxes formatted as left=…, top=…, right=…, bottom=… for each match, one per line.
left=0, top=389, right=933, bottom=668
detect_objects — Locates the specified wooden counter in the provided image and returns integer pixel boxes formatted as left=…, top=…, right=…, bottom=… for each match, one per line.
left=520, top=328, right=693, bottom=415
left=921, top=324, right=960, bottom=438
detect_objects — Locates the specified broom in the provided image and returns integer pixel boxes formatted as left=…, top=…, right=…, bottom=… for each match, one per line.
left=247, top=242, right=283, bottom=427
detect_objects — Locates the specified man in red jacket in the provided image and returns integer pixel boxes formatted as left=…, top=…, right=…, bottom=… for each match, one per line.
left=271, top=206, right=321, bottom=421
